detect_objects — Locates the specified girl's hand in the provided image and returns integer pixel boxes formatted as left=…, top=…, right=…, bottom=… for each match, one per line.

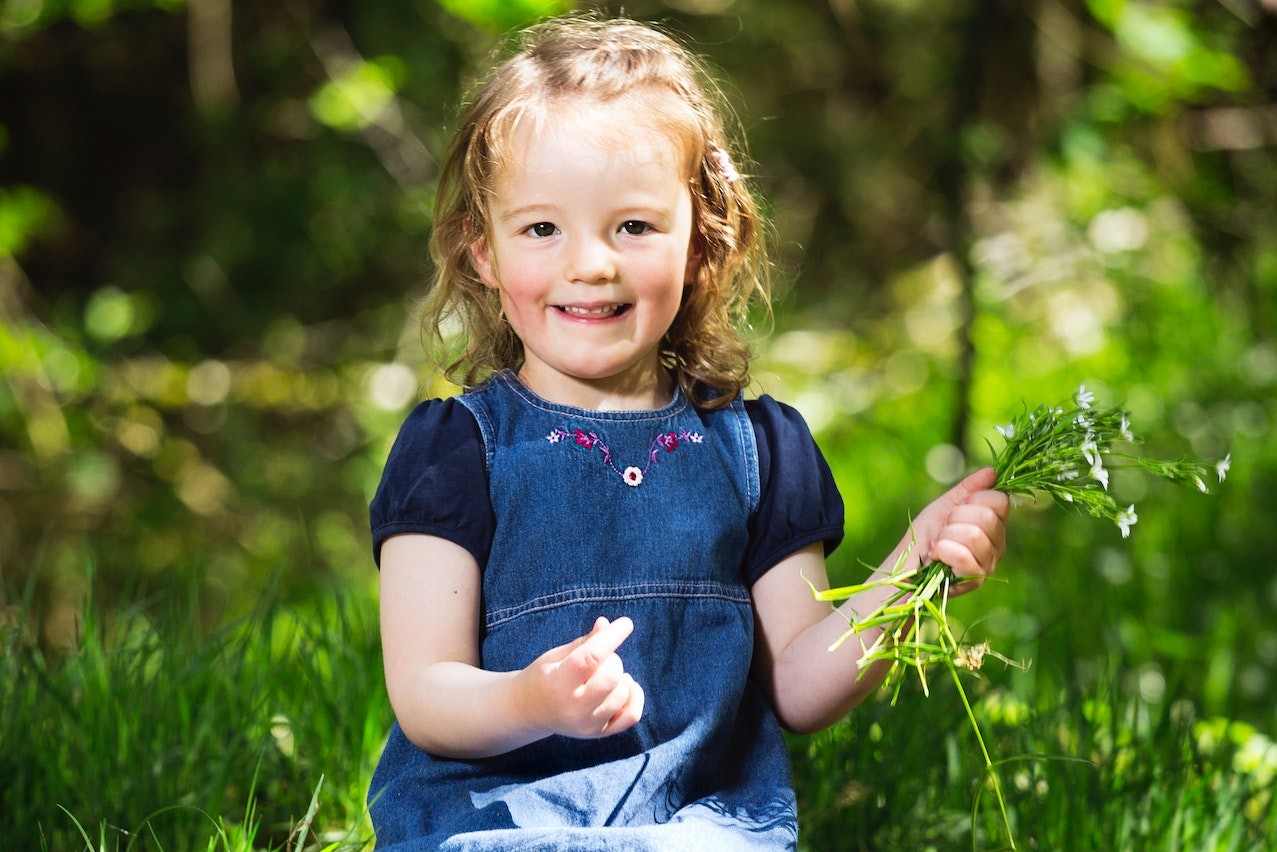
left=515, top=616, right=645, bottom=739
left=914, top=467, right=1009, bottom=597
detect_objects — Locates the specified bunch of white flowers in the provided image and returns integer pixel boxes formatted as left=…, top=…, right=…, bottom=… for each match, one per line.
left=812, top=384, right=1229, bottom=849
left=991, top=384, right=1228, bottom=539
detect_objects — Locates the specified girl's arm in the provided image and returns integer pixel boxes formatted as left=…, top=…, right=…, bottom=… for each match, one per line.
left=379, top=533, right=645, bottom=759
left=750, top=468, right=1008, bottom=734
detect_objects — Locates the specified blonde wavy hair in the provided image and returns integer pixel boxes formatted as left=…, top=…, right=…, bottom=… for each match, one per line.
left=424, top=15, right=770, bottom=410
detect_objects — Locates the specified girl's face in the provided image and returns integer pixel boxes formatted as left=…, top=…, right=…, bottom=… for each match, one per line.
left=471, top=99, right=698, bottom=411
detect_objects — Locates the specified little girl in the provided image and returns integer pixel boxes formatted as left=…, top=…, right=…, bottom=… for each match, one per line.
left=368, top=16, right=1009, bottom=851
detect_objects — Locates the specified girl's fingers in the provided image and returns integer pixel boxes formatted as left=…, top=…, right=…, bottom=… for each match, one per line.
left=540, top=615, right=613, bottom=664
left=604, top=675, right=645, bottom=734
left=968, top=489, right=1011, bottom=525
left=571, top=616, right=634, bottom=671
left=941, top=467, right=997, bottom=508
left=595, top=674, right=644, bottom=735
left=946, top=502, right=1006, bottom=532
left=576, top=651, right=626, bottom=698
left=932, top=489, right=1010, bottom=568
left=930, top=534, right=993, bottom=578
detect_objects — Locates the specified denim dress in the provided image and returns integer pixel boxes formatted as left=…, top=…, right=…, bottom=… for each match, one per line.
left=368, top=372, right=843, bottom=851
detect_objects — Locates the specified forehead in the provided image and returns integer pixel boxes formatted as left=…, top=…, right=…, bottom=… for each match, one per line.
left=491, top=92, right=699, bottom=184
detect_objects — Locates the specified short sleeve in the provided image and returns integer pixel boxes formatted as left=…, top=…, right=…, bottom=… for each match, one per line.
left=743, top=396, right=845, bottom=586
left=369, top=398, right=494, bottom=568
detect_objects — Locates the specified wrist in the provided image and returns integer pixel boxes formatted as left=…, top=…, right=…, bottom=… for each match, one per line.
left=508, top=665, right=554, bottom=743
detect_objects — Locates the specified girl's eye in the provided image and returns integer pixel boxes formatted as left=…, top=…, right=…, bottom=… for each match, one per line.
left=619, top=220, right=651, bottom=235
left=527, top=222, right=557, bottom=237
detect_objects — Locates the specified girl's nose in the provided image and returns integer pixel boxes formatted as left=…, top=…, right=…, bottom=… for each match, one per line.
left=565, top=235, right=617, bottom=284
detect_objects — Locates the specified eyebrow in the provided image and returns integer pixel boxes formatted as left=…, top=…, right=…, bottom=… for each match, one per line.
left=499, top=202, right=675, bottom=224
left=498, top=204, right=556, bottom=224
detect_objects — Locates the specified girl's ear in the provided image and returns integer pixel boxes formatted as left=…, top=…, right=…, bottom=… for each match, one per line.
left=470, top=236, right=498, bottom=289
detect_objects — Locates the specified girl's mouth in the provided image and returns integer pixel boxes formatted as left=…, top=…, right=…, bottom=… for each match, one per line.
left=556, top=304, right=631, bottom=318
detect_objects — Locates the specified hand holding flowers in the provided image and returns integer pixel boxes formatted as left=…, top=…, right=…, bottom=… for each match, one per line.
left=811, top=384, right=1229, bottom=849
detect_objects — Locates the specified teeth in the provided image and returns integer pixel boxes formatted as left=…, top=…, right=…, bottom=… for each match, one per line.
left=560, top=304, right=624, bottom=316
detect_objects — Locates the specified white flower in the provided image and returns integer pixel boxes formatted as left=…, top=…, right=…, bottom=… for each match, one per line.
left=1080, top=439, right=1100, bottom=467
left=1057, top=468, right=1080, bottom=481
left=1194, top=475, right=1207, bottom=493
left=1116, top=504, right=1138, bottom=538
left=996, top=423, right=1015, bottom=439
left=622, top=466, right=644, bottom=487
left=1076, top=384, right=1095, bottom=410
left=1120, top=415, right=1134, bottom=442
left=1090, top=459, right=1109, bottom=490
left=547, top=431, right=562, bottom=443
left=1216, top=453, right=1231, bottom=483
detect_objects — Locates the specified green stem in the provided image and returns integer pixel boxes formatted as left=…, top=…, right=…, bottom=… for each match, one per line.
left=946, top=652, right=1015, bottom=850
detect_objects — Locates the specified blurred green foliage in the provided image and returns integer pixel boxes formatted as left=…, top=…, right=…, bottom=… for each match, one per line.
left=1, top=0, right=1276, bottom=845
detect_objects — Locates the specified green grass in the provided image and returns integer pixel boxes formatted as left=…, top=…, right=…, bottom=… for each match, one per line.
left=4, top=574, right=1274, bottom=851
left=0, top=575, right=388, bottom=851
left=791, top=659, right=1277, bottom=851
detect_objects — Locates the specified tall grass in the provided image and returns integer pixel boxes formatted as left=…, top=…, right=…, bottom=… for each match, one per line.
left=791, top=650, right=1277, bottom=851
left=0, top=573, right=389, bottom=851
left=4, top=568, right=1274, bottom=850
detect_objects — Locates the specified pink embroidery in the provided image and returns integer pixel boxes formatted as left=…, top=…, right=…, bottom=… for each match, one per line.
left=547, top=426, right=702, bottom=487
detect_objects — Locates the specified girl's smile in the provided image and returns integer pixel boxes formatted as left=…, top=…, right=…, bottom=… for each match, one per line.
left=556, top=302, right=632, bottom=319
left=470, top=96, right=698, bottom=411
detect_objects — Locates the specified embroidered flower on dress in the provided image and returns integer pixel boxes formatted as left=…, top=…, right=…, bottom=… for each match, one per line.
left=549, top=424, right=703, bottom=487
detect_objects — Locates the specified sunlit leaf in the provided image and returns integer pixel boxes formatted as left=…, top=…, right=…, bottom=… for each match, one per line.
left=0, top=185, right=58, bottom=257
left=309, top=56, right=406, bottom=132
left=436, top=0, right=573, bottom=33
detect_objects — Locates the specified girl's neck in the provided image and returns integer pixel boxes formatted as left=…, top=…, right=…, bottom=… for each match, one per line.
left=514, top=364, right=675, bottom=412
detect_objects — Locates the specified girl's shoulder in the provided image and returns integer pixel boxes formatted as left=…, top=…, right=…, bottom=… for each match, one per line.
left=371, top=396, right=491, bottom=567
left=392, top=395, right=483, bottom=447
left=743, top=395, right=821, bottom=452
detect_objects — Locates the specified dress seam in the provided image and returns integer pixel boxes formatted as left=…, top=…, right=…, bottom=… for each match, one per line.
left=486, top=581, right=751, bottom=628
